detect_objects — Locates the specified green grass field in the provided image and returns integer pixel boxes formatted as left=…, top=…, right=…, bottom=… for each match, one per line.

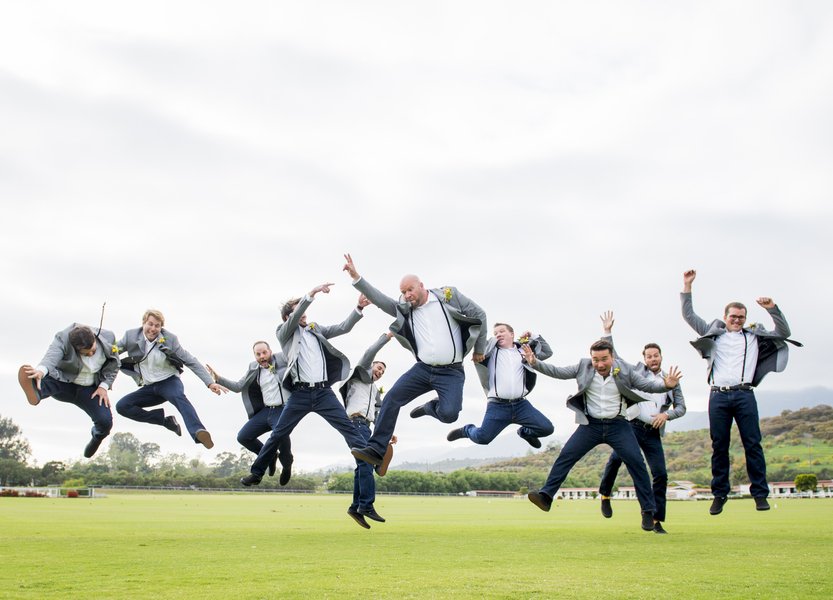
left=1, top=492, right=831, bottom=599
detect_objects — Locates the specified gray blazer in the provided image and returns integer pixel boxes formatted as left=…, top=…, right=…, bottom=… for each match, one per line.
left=38, top=323, right=120, bottom=388
left=602, top=334, right=685, bottom=435
left=353, top=277, right=488, bottom=359
left=216, top=352, right=291, bottom=419
left=338, top=333, right=391, bottom=419
left=474, top=334, right=553, bottom=399
left=681, top=292, right=802, bottom=386
left=117, top=328, right=214, bottom=387
left=276, top=295, right=362, bottom=387
left=531, top=357, right=670, bottom=425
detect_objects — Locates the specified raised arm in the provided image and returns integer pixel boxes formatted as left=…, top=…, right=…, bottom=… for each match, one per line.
left=680, top=270, right=711, bottom=335
left=757, top=297, right=792, bottom=338
left=344, top=254, right=399, bottom=317
left=521, top=344, right=580, bottom=380
left=209, top=364, right=250, bottom=394
left=356, top=333, right=392, bottom=370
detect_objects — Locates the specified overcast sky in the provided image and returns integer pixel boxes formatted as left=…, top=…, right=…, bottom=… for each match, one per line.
left=2, top=1, right=830, bottom=472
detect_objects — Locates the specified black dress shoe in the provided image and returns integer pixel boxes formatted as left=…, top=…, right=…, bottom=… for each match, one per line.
left=163, top=415, right=182, bottom=436
left=518, top=430, right=542, bottom=448
left=347, top=507, right=370, bottom=529
left=83, top=437, right=104, bottom=458
left=240, top=473, right=262, bottom=486
left=710, top=496, right=728, bottom=515
left=358, top=507, right=386, bottom=523
left=279, top=461, right=292, bottom=486
left=409, top=403, right=430, bottom=419
left=351, top=446, right=384, bottom=466
left=641, top=511, right=654, bottom=531
left=600, top=498, right=613, bottom=518
left=527, top=491, right=552, bottom=512
left=653, top=521, right=668, bottom=534
left=447, top=428, right=465, bottom=442
left=754, top=497, right=771, bottom=511
left=268, top=455, right=278, bottom=477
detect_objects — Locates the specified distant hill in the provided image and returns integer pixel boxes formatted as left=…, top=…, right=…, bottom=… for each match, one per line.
left=470, top=405, right=833, bottom=488
left=667, top=387, right=833, bottom=432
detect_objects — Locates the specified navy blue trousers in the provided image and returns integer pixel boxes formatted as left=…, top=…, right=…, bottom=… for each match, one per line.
left=237, top=405, right=292, bottom=469
left=709, top=388, right=768, bottom=498
left=541, top=416, right=656, bottom=513
left=599, top=421, right=668, bottom=521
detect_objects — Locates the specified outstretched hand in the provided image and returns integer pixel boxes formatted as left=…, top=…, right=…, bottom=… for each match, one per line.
left=358, top=293, right=371, bottom=309
left=343, top=253, right=360, bottom=280
left=600, top=310, right=614, bottom=334
left=206, top=364, right=220, bottom=382
left=683, top=269, right=696, bottom=292
left=521, top=344, right=537, bottom=366
left=208, top=382, right=228, bottom=395
left=663, top=365, right=683, bottom=389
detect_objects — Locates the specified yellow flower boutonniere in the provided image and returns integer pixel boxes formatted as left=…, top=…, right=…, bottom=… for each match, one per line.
left=268, top=363, right=276, bottom=374
left=158, top=336, right=166, bottom=344
left=612, top=367, right=621, bottom=377
left=111, top=344, right=120, bottom=354
left=308, top=323, right=316, bottom=331
left=443, top=287, right=453, bottom=302
left=378, top=386, right=385, bottom=396
left=747, top=322, right=757, bottom=330
left=518, top=336, right=530, bottom=345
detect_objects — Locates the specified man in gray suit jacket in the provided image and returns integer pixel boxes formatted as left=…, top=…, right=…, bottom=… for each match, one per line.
left=115, top=309, right=227, bottom=449
left=682, top=269, right=801, bottom=515
left=343, top=254, right=487, bottom=467
left=523, top=339, right=682, bottom=532
left=240, top=285, right=369, bottom=486
left=339, top=332, right=394, bottom=528
left=596, top=312, right=686, bottom=534
left=447, top=323, right=554, bottom=449
left=208, top=341, right=294, bottom=486
left=19, top=323, right=120, bottom=458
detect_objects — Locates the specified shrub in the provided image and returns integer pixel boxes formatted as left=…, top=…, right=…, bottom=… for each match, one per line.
left=66, top=489, right=79, bottom=498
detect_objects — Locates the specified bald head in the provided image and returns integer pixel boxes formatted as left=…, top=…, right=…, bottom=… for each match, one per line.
left=400, top=274, right=428, bottom=307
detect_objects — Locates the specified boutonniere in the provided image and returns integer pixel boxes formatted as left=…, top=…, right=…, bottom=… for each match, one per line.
left=747, top=322, right=757, bottom=330
left=158, top=336, right=166, bottom=344
left=378, top=386, right=385, bottom=395
left=612, top=367, right=621, bottom=377
left=268, top=363, right=276, bottom=374
left=111, top=344, right=121, bottom=354
left=518, top=336, right=530, bottom=345
left=443, top=287, right=453, bottom=302
left=307, top=323, right=316, bottom=331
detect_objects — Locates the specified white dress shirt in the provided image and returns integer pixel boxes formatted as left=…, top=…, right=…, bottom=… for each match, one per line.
left=345, top=380, right=377, bottom=422
left=411, top=293, right=463, bottom=366
left=633, top=370, right=667, bottom=424
left=584, top=371, right=626, bottom=419
left=711, top=330, right=759, bottom=386
left=488, top=346, right=526, bottom=400
left=139, top=336, right=179, bottom=384
left=259, top=365, right=286, bottom=406
left=73, top=344, right=108, bottom=388
left=295, top=327, right=327, bottom=384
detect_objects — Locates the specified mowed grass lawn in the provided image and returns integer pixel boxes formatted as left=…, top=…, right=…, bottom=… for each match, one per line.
left=1, top=492, right=831, bottom=599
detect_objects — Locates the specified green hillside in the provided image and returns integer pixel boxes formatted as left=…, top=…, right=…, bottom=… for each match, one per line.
left=475, top=405, right=833, bottom=489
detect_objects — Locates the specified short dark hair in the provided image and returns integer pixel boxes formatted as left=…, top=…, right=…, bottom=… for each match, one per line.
left=724, top=302, right=747, bottom=317
left=493, top=322, right=514, bottom=334
left=642, top=343, right=661, bottom=355
left=68, top=326, right=96, bottom=352
left=372, top=361, right=386, bottom=369
left=252, top=340, right=271, bottom=351
left=281, top=298, right=301, bottom=322
left=589, top=339, right=614, bottom=355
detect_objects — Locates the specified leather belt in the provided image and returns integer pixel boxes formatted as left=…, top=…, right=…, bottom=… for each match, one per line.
left=710, top=384, right=754, bottom=392
left=291, top=381, right=328, bottom=391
